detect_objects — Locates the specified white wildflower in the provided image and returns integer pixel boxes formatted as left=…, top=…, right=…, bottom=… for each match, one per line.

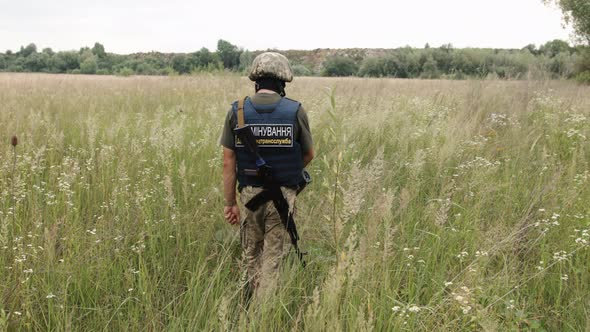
left=408, top=305, right=421, bottom=313
left=506, top=300, right=515, bottom=310
left=553, top=251, right=568, bottom=261
left=475, top=250, right=488, bottom=257
left=457, top=251, right=468, bottom=260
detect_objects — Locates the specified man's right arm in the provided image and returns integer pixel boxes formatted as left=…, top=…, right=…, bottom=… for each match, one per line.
left=222, top=147, right=240, bottom=224
left=220, top=109, right=240, bottom=224
left=222, top=147, right=237, bottom=205
left=220, top=109, right=236, bottom=149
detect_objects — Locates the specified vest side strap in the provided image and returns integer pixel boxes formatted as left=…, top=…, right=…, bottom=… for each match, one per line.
left=237, top=96, right=247, bottom=128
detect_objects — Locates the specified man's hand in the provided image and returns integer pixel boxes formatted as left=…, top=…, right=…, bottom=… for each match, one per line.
left=224, top=204, right=240, bottom=225
left=303, top=148, right=315, bottom=167
left=222, top=147, right=239, bottom=225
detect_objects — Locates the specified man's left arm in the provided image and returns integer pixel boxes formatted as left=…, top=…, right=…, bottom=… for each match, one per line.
left=297, top=106, right=315, bottom=166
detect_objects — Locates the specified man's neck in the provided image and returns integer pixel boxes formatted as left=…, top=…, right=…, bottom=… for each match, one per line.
left=257, top=89, right=277, bottom=94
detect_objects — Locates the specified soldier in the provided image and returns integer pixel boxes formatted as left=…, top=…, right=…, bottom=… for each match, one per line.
left=220, top=52, right=314, bottom=299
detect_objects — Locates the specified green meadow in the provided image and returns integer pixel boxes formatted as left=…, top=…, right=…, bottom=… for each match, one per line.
left=0, top=73, right=589, bottom=331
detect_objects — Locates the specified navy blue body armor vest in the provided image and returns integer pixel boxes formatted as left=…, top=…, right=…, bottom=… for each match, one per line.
left=233, top=97, right=304, bottom=188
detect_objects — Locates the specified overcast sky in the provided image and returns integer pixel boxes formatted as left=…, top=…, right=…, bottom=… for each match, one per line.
left=0, top=0, right=574, bottom=54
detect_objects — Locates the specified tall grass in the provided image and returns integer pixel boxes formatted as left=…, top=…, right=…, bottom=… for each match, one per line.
left=0, top=73, right=589, bottom=331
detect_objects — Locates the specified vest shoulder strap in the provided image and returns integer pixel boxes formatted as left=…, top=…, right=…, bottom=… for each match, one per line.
left=237, top=96, right=248, bottom=128
left=280, top=98, right=302, bottom=116
left=283, top=97, right=302, bottom=107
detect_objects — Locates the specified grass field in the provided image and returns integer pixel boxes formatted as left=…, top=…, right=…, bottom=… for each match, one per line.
left=0, top=73, right=589, bottom=331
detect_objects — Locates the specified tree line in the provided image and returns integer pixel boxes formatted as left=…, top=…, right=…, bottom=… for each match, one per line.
left=0, top=39, right=247, bottom=76
left=318, top=0, right=590, bottom=82
left=319, top=41, right=589, bottom=82
left=2, top=1, right=589, bottom=81
left=1, top=39, right=588, bottom=83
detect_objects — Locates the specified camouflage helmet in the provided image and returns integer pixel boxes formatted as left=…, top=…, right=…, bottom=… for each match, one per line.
left=248, top=52, right=293, bottom=82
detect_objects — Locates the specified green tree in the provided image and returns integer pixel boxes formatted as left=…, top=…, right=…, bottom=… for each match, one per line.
left=56, top=51, right=81, bottom=72
left=97, top=54, right=115, bottom=73
left=546, top=0, right=590, bottom=43
left=322, top=56, right=358, bottom=76
left=48, top=54, right=65, bottom=73
left=198, top=47, right=214, bottom=66
left=539, top=39, right=571, bottom=57
left=117, top=67, right=134, bottom=76
left=92, top=42, right=106, bottom=58
left=42, top=47, right=54, bottom=56
left=216, top=39, right=241, bottom=69
left=80, top=55, right=98, bottom=74
left=19, top=43, right=37, bottom=57
left=187, top=52, right=201, bottom=69
left=431, top=47, right=454, bottom=74
left=239, top=50, right=253, bottom=72
left=451, top=50, right=477, bottom=75
left=171, top=54, right=190, bottom=74
left=421, top=55, right=440, bottom=79
left=549, top=51, right=576, bottom=77
left=522, top=44, right=538, bottom=55
left=382, top=52, right=414, bottom=78
left=186, top=48, right=214, bottom=70
left=574, top=47, right=590, bottom=83
left=24, top=52, right=50, bottom=72
left=292, top=64, right=313, bottom=76
left=359, top=57, right=384, bottom=77
left=7, top=60, right=25, bottom=72
left=136, top=63, right=156, bottom=75
left=575, top=47, right=590, bottom=72
left=546, top=1, right=590, bottom=82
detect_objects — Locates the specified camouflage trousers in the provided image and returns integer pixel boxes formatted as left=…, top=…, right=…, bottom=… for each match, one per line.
left=239, top=186, right=297, bottom=299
